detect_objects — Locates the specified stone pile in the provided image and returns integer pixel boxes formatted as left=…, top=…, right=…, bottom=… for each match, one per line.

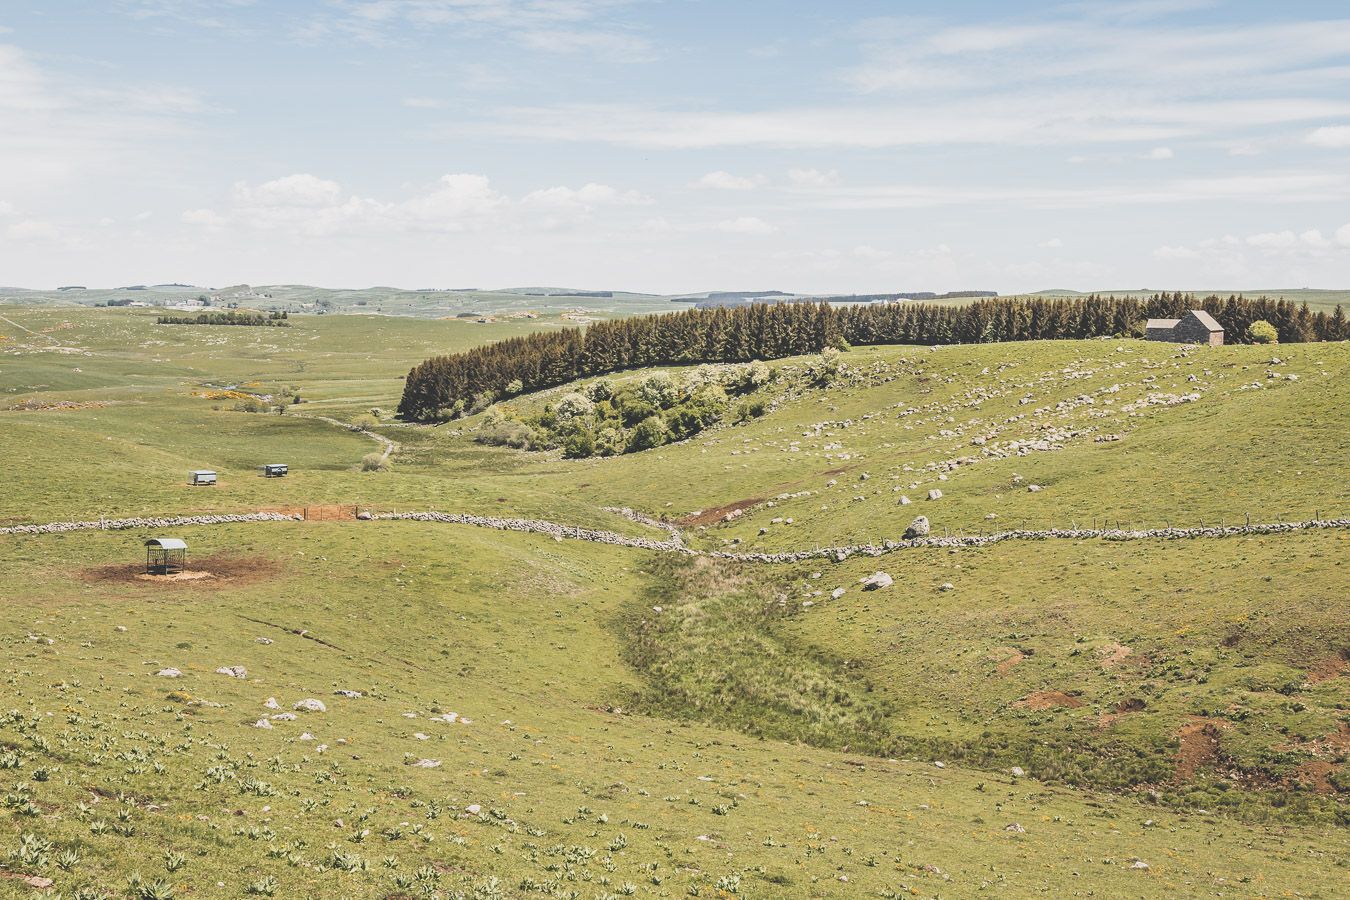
left=0, top=512, right=300, bottom=536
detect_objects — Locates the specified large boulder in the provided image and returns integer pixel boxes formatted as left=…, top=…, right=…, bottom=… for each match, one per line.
left=927, top=488, right=943, bottom=501
left=860, top=571, right=894, bottom=591
left=904, top=516, right=931, bottom=539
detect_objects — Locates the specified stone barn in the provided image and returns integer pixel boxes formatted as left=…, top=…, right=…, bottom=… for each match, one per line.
left=1144, top=309, right=1224, bottom=346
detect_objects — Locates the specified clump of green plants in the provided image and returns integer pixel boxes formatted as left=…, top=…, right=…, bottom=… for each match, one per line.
left=1248, top=319, right=1279, bottom=344
left=477, top=362, right=773, bottom=457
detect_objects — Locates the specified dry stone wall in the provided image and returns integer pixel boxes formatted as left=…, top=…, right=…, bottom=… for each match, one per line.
left=4, top=509, right=1345, bottom=566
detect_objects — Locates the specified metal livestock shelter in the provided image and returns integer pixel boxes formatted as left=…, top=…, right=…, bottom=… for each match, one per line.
left=145, top=538, right=187, bottom=575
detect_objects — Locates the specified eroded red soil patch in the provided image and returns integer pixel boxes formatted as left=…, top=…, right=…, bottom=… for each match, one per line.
left=989, top=647, right=1026, bottom=675
left=1012, top=690, right=1083, bottom=711
left=1175, top=716, right=1230, bottom=782
left=1097, top=641, right=1132, bottom=669
left=1307, top=650, right=1350, bottom=684
left=677, top=497, right=765, bottom=527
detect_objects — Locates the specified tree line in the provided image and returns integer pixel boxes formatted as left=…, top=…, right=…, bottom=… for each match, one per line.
left=156, top=311, right=289, bottom=326
left=398, top=293, right=1346, bottom=421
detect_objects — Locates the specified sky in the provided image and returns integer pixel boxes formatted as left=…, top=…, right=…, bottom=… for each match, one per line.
left=1, top=0, right=1349, bottom=293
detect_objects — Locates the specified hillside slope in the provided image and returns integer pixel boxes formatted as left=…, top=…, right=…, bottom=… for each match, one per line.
left=1, top=306, right=1346, bottom=897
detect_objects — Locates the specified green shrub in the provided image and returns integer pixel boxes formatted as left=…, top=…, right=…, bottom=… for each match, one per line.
left=1248, top=320, right=1278, bottom=344
left=360, top=452, right=389, bottom=472
left=627, top=416, right=668, bottom=452
left=562, top=428, right=596, bottom=459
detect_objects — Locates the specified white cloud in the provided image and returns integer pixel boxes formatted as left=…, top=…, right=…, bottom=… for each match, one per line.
left=295, top=0, right=653, bottom=59
left=402, top=97, right=446, bottom=109
left=1245, top=230, right=1297, bottom=248
left=234, top=173, right=343, bottom=208
left=1307, top=125, right=1350, bottom=147
left=716, top=216, right=775, bottom=235
left=5, top=219, right=60, bottom=241
left=516, top=28, right=653, bottom=61
left=1143, top=146, right=1174, bottom=159
left=787, top=168, right=840, bottom=187
left=184, top=173, right=647, bottom=236
left=1152, top=245, right=1199, bottom=259
left=0, top=199, right=14, bottom=217
left=1299, top=229, right=1332, bottom=249
left=782, top=171, right=1350, bottom=211
left=522, top=183, right=650, bottom=207
left=0, top=42, right=205, bottom=195
left=480, top=95, right=1350, bottom=150
left=1039, top=237, right=1064, bottom=248
left=181, top=208, right=227, bottom=227
left=852, top=244, right=893, bottom=261
left=692, top=171, right=760, bottom=191
left=1338, top=223, right=1350, bottom=247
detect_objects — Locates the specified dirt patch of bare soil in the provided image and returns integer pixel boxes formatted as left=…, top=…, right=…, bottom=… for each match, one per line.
left=988, top=647, right=1026, bottom=675
left=1012, top=690, right=1083, bottom=711
left=81, top=554, right=282, bottom=588
left=1175, top=716, right=1229, bottom=782
left=1306, top=650, right=1350, bottom=684
left=134, top=571, right=215, bottom=582
left=1291, top=760, right=1338, bottom=794
left=1096, top=641, right=1133, bottom=669
left=676, top=497, right=765, bottom=527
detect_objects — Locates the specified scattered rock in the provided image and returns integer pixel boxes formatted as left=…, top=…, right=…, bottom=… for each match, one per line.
left=335, top=689, right=363, bottom=698
left=830, top=587, right=846, bottom=600
left=466, top=803, right=482, bottom=814
left=1005, top=823, right=1026, bottom=833
left=115, top=625, right=128, bottom=632
left=215, top=665, right=247, bottom=679
left=270, top=712, right=297, bottom=721
left=1130, top=860, right=1150, bottom=871
left=898, top=495, right=912, bottom=505
left=293, top=698, right=327, bottom=713
left=1027, top=484, right=1042, bottom=493
left=253, top=719, right=273, bottom=729
left=927, top=489, right=943, bottom=501
left=264, top=697, right=281, bottom=710
left=939, top=582, right=954, bottom=592
left=356, top=510, right=373, bottom=520
left=904, top=516, right=931, bottom=539
left=255, top=637, right=273, bottom=645
left=156, top=668, right=183, bottom=678
left=1010, top=766, right=1025, bottom=777
left=859, top=571, right=894, bottom=590
left=410, top=758, right=441, bottom=768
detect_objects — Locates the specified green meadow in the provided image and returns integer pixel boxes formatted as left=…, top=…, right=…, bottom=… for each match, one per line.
left=1, top=306, right=1347, bottom=898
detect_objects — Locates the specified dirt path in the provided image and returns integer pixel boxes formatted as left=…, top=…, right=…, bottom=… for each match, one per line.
left=290, top=413, right=398, bottom=463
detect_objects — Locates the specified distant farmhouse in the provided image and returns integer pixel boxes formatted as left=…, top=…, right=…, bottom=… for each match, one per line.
left=1145, top=309, right=1224, bottom=346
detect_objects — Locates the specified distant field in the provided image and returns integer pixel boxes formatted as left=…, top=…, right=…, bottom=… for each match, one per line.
left=5, top=283, right=1346, bottom=316
left=1012, top=288, right=1350, bottom=314
left=2, top=305, right=1347, bottom=897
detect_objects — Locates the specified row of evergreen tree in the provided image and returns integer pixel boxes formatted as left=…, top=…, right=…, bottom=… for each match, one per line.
left=156, top=310, right=289, bottom=326
left=398, top=293, right=1346, bottom=421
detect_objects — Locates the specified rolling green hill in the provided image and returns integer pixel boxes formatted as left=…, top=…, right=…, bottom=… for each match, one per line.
left=1, top=306, right=1346, bottom=898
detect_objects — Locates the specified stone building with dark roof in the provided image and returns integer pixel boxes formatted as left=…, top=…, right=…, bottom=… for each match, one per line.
left=1145, top=309, right=1224, bottom=346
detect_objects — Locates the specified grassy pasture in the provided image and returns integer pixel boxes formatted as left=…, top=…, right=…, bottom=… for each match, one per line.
left=1, top=304, right=1347, bottom=897
left=3, top=525, right=1348, bottom=898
